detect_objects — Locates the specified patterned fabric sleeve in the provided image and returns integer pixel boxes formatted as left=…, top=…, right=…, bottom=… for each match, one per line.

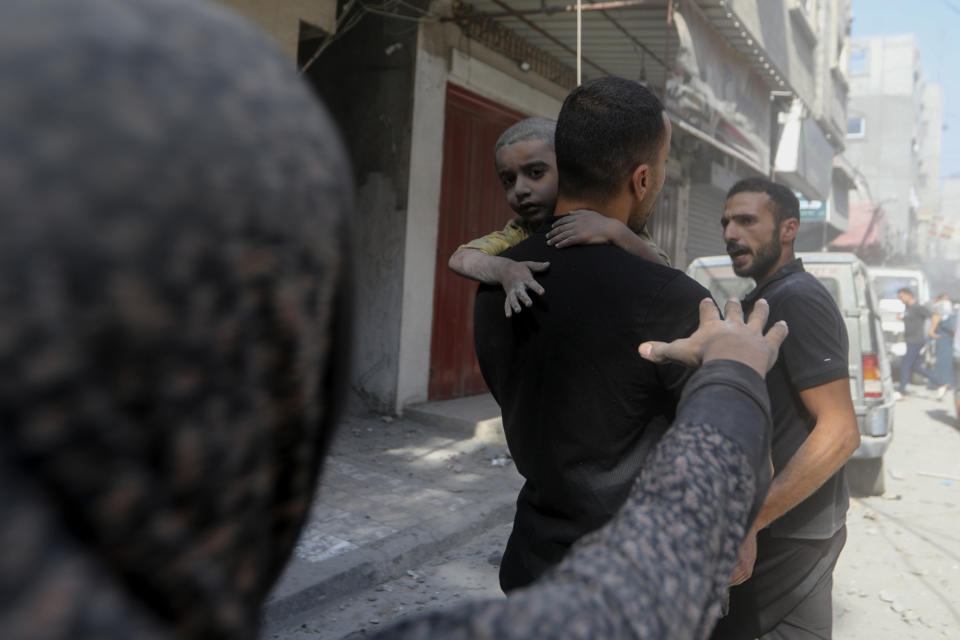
left=374, top=360, right=771, bottom=640
left=0, top=0, right=353, bottom=638
left=459, top=219, right=535, bottom=256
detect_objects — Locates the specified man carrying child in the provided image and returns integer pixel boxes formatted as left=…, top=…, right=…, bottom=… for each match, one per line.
left=449, top=116, right=670, bottom=316
left=471, top=77, right=711, bottom=591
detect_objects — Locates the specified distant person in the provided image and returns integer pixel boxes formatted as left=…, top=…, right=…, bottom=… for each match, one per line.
left=712, top=178, right=860, bottom=640
left=928, top=293, right=954, bottom=399
left=954, top=305, right=960, bottom=425
left=897, top=287, right=937, bottom=398
left=473, top=77, right=712, bottom=592
left=448, top=117, right=669, bottom=317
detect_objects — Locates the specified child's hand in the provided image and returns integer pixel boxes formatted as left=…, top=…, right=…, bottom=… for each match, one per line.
left=498, top=260, right=550, bottom=317
left=546, top=210, right=620, bottom=248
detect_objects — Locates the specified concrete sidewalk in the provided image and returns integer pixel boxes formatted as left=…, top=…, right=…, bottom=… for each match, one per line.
left=260, top=394, right=521, bottom=634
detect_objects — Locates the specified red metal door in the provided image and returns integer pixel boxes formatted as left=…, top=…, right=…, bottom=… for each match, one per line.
left=428, top=85, right=525, bottom=400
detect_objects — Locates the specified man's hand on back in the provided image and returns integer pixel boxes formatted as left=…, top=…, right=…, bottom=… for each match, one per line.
left=639, top=297, right=788, bottom=377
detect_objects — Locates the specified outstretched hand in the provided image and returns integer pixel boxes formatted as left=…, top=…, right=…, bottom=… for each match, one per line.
left=638, top=298, right=788, bottom=377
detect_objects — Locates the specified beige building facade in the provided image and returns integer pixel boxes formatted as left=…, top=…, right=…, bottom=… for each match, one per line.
left=213, top=0, right=855, bottom=413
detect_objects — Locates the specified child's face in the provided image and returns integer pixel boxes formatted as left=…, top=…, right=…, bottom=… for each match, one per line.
left=494, top=139, right=558, bottom=224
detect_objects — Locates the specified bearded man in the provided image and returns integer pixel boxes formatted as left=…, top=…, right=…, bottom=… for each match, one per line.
left=710, top=178, right=860, bottom=640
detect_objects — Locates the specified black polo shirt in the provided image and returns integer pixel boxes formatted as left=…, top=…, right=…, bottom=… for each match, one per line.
left=742, top=259, right=850, bottom=539
left=474, top=216, right=710, bottom=590
left=903, top=302, right=931, bottom=345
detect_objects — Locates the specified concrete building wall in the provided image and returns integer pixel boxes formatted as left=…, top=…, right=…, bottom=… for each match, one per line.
left=725, top=0, right=817, bottom=107
left=919, top=84, right=942, bottom=214
left=300, top=11, right=422, bottom=414
left=215, top=0, right=336, bottom=61
left=849, top=35, right=919, bottom=97
left=812, top=0, right=850, bottom=144
left=846, top=35, right=929, bottom=257
left=944, top=178, right=960, bottom=218
left=845, top=93, right=916, bottom=243
left=939, top=177, right=960, bottom=260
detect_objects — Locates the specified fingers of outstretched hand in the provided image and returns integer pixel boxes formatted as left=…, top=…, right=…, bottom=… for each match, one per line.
left=745, top=298, right=769, bottom=331
left=639, top=338, right=697, bottom=368
left=699, top=297, right=721, bottom=325
left=764, top=320, right=789, bottom=351
left=723, top=297, right=744, bottom=324
left=638, top=341, right=666, bottom=363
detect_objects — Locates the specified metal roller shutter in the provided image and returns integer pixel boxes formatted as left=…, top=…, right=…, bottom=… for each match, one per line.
left=685, top=184, right=727, bottom=263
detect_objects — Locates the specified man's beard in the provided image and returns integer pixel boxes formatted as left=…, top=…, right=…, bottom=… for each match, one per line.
left=729, top=232, right=782, bottom=280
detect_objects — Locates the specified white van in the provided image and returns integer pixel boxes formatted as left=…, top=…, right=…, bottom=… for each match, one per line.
left=687, top=252, right=895, bottom=495
left=867, top=266, right=931, bottom=363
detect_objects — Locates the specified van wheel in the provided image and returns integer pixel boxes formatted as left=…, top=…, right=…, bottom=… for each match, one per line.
left=847, top=457, right=885, bottom=496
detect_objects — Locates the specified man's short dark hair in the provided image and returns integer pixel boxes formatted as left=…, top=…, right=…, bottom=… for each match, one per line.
left=726, top=177, right=800, bottom=225
left=555, top=77, right=666, bottom=201
left=898, top=287, right=914, bottom=297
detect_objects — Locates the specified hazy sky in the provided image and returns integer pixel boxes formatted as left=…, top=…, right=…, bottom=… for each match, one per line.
left=851, top=0, right=960, bottom=179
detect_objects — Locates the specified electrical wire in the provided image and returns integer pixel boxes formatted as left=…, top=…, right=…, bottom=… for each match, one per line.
left=298, top=0, right=441, bottom=74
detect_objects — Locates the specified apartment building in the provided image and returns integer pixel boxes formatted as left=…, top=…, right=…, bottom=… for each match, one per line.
left=844, top=34, right=942, bottom=260
left=214, top=0, right=854, bottom=412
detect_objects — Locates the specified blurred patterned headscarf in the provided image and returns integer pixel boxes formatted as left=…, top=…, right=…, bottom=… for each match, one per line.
left=0, top=0, right=352, bottom=638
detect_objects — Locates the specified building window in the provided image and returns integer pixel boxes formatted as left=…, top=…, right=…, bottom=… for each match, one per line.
left=847, top=116, right=866, bottom=138
left=849, top=48, right=867, bottom=75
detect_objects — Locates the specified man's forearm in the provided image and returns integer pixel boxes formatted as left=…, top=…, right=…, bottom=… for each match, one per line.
left=448, top=247, right=511, bottom=284
left=929, top=315, right=941, bottom=338
left=752, top=417, right=859, bottom=531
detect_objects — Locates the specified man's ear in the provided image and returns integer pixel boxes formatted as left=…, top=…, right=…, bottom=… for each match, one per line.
left=630, top=163, right=649, bottom=200
left=780, top=218, right=799, bottom=243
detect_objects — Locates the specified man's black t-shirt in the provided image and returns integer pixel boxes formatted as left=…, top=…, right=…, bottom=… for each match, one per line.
left=903, top=302, right=931, bottom=345
left=742, top=259, right=850, bottom=539
left=474, top=216, right=710, bottom=590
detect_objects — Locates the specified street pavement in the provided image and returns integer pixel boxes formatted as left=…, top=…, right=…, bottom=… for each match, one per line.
left=833, top=385, right=960, bottom=639
left=262, top=385, right=960, bottom=640
left=258, top=403, right=522, bottom=638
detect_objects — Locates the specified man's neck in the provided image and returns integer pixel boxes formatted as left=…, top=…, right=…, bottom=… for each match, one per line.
left=554, top=194, right=629, bottom=225
left=754, top=247, right=796, bottom=285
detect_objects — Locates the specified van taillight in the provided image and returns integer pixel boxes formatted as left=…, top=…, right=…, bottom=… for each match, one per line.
left=863, top=354, right=883, bottom=398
